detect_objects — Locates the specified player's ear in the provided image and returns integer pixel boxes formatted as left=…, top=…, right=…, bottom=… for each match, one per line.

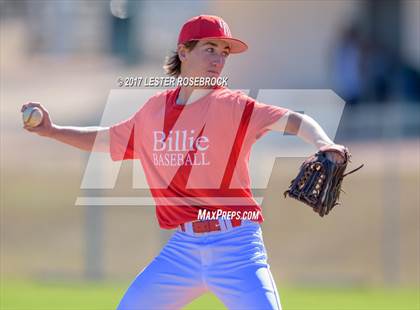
left=177, top=44, right=188, bottom=62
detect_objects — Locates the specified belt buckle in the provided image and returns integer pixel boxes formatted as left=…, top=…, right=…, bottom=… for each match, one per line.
left=192, top=219, right=221, bottom=234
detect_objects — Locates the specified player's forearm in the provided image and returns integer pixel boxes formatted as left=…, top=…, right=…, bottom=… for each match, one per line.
left=294, top=113, right=334, bottom=149
left=50, top=125, right=110, bottom=152
left=271, top=111, right=334, bottom=149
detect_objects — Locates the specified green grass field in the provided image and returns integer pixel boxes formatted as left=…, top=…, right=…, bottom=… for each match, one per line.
left=1, top=279, right=418, bottom=310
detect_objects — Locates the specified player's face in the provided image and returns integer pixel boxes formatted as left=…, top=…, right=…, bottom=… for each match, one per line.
left=180, top=40, right=230, bottom=79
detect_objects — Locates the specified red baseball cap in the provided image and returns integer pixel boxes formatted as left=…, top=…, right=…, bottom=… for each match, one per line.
left=178, top=15, right=248, bottom=54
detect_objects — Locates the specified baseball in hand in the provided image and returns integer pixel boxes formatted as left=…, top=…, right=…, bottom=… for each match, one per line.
left=22, top=106, right=44, bottom=127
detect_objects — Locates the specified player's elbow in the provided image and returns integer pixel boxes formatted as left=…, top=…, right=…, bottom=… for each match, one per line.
left=284, top=111, right=305, bottom=135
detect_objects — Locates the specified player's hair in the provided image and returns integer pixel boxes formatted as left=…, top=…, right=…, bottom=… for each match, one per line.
left=163, top=40, right=198, bottom=77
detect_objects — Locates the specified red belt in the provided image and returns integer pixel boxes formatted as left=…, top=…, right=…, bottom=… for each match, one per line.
left=180, top=218, right=242, bottom=234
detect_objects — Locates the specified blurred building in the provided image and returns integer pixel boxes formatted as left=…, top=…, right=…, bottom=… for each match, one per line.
left=2, top=0, right=419, bottom=101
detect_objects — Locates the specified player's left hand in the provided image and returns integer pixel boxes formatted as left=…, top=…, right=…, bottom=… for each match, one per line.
left=322, top=144, right=347, bottom=164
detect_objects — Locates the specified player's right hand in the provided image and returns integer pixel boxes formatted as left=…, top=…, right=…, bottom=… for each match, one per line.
left=21, top=102, right=55, bottom=137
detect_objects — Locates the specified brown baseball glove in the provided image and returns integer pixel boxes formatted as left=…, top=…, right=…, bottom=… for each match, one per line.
left=284, top=145, right=363, bottom=217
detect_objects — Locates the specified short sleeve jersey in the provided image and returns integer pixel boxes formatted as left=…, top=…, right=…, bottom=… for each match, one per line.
left=109, top=87, right=288, bottom=229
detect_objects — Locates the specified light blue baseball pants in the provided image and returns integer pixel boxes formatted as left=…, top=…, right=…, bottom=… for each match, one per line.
left=117, top=220, right=281, bottom=309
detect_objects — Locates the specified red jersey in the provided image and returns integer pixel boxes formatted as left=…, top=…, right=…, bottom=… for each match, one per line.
left=109, top=87, right=288, bottom=229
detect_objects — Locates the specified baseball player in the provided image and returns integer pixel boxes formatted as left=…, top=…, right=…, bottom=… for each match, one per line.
left=23, top=15, right=345, bottom=310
